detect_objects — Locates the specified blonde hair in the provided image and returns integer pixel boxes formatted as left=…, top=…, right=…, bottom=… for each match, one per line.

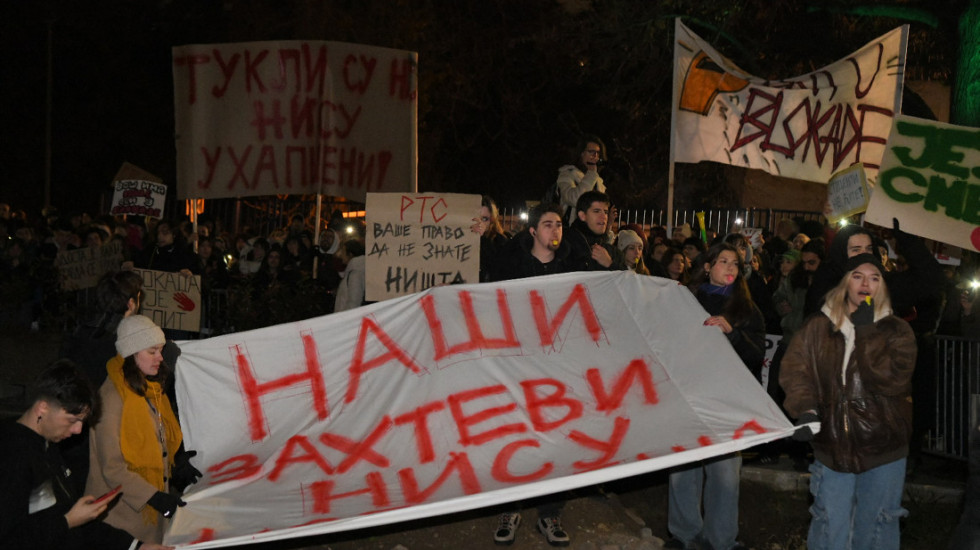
left=823, top=264, right=892, bottom=331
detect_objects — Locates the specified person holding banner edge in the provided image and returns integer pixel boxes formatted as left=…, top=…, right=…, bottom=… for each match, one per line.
left=488, top=203, right=581, bottom=546
left=86, top=315, right=201, bottom=544
left=664, top=242, right=764, bottom=550
left=780, top=253, right=916, bottom=549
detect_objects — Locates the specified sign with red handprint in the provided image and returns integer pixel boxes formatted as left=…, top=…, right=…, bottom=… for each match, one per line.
left=133, top=268, right=202, bottom=332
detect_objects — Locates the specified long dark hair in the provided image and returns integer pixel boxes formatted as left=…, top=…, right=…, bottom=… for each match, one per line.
left=691, top=243, right=757, bottom=323
left=121, top=354, right=171, bottom=397
left=93, top=270, right=142, bottom=338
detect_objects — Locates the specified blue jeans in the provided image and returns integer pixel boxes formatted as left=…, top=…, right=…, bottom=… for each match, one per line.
left=668, top=453, right=741, bottom=550
left=808, top=458, right=908, bottom=550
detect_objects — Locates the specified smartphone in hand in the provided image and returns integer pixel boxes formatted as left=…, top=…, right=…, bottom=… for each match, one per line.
left=93, top=485, right=122, bottom=505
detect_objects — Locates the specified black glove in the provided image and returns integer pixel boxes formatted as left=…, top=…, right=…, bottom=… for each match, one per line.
left=851, top=299, right=874, bottom=326
left=162, top=341, right=182, bottom=367
left=792, top=411, right=820, bottom=442
left=171, top=449, right=203, bottom=493
left=147, top=491, right=186, bottom=518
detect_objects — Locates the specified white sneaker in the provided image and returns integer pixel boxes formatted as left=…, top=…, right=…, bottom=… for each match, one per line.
left=537, top=515, right=570, bottom=547
left=493, top=512, right=521, bottom=545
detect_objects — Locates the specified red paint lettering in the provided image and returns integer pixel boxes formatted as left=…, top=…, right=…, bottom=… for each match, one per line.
left=733, top=419, right=766, bottom=439
left=244, top=49, right=270, bottom=93
left=268, top=435, right=334, bottom=482
left=448, top=385, right=526, bottom=446
left=233, top=332, right=329, bottom=441
left=530, top=284, right=604, bottom=348
left=189, top=528, right=216, bottom=543
left=491, top=439, right=553, bottom=483
left=254, top=145, right=280, bottom=188
left=226, top=146, right=254, bottom=190
left=421, top=289, right=520, bottom=362
left=208, top=454, right=261, bottom=484
left=250, top=99, right=286, bottom=140
left=343, top=54, right=377, bottom=94
left=345, top=316, right=426, bottom=404
left=309, top=472, right=389, bottom=514
left=398, top=452, right=481, bottom=504
left=522, top=378, right=583, bottom=431
left=389, top=58, right=416, bottom=100
left=212, top=49, right=240, bottom=98
left=394, top=401, right=447, bottom=464
left=586, top=358, right=659, bottom=413
left=333, top=416, right=394, bottom=474
left=570, top=416, right=630, bottom=470
left=197, top=146, right=221, bottom=190
left=173, top=53, right=210, bottom=105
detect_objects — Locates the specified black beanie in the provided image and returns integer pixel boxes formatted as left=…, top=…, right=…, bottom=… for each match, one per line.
left=844, top=253, right=884, bottom=275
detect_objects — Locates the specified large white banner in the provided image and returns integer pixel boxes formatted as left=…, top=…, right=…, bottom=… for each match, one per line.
left=170, top=272, right=794, bottom=548
left=671, top=19, right=907, bottom=185
left=866, top=114, right=980, bottom=253
left=173, top=41, right=418, bottom=202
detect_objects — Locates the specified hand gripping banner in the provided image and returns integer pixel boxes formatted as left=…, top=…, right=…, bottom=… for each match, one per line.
left=168, top=271, right=794, bottom=547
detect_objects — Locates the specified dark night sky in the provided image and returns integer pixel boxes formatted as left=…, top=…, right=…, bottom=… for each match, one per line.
left=1, top=2, right=239, bottom=218
left=1, top=1, right=960, bottom=222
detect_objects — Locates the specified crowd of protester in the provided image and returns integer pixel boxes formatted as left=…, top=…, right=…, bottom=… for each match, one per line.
left=0, top=202, right=372, bottom=335
left=3, top=148, right=980, bottom=548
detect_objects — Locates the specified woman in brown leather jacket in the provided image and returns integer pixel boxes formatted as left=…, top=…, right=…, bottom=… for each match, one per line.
left=779, top=253, right=916, bottom=550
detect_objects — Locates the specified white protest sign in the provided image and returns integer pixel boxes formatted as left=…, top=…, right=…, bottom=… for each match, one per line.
left=172, top=41, right=418, bottom=203
left=110, top=179, right=168, bottom=219
left=133, top=269, right=202, bottom=332
left=365, top=192, right=480, bottom=301
left=55, top=241, right=124, bottom=291
left=866, top=114, right=980, bottom=252
left=826, top=164, right=870, bottom=222
left=168, top=271, right=794, bottom=548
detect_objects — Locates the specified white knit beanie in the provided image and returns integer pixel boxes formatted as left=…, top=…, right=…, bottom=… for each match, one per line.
left=115, top=315, right=165, bottom=358
left=617, top=229, right=643, bottom=251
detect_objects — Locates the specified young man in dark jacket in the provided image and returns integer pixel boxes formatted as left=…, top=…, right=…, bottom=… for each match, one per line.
left=0, top=360, right=172, bottom=550
left=564, top=190, right=625, bottom=272
left=491, top=204, right=580, bottom=281
left=487, top=203, right=579, bottom=546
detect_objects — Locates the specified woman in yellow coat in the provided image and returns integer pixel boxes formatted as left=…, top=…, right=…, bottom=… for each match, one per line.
left=86, top=315, right=197, bottom=543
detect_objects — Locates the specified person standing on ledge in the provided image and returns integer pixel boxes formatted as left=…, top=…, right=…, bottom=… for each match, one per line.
left=556, top=134, right=607, bottom=223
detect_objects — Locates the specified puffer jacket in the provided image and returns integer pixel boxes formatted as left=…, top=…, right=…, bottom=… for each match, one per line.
left=779, top=305, right=917, bottom=473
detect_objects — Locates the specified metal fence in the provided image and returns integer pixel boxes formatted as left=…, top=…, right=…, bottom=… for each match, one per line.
left=929, top=336, right=980, bottom=460
left=497, top=206, right=825, bottom=237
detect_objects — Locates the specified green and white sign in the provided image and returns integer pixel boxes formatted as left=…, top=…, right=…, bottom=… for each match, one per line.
left=866, top=114, right=980, bottom=252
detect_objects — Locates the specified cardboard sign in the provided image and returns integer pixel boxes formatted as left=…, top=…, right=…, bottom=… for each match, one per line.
left=365, top=193, right=481, bottom=301
left=55, top=241, right=125, bottom=291
left=110, top=179, right=168, bottom=219
left=672, top=20, right=906, bottom=185
left=172, top=41, right=418, bottom=203
left=826, top=164, right=870, bottom=222
left=133, top=269, right=202, bottom=332
left=865, top=114, right=980, bottom=252
left=168, top=271, right=793, bottom=548
left=740, top=227, right=763, bottom=250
